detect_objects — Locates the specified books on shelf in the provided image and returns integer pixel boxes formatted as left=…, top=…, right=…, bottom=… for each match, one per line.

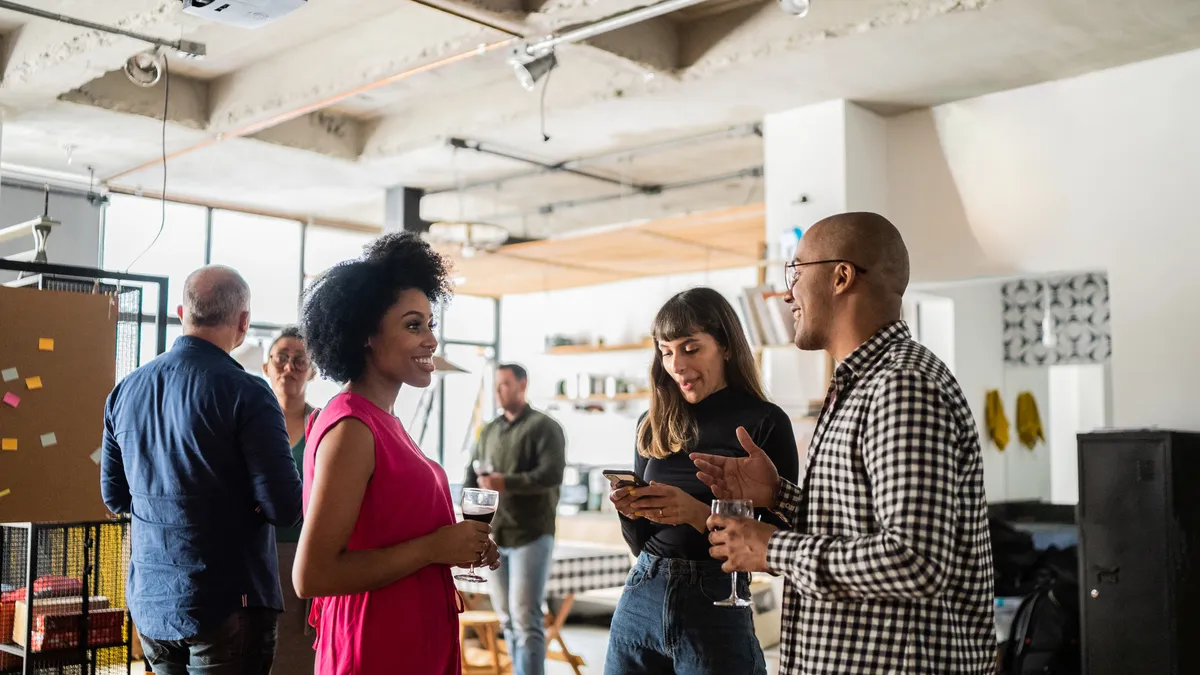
left=738, top=285, right=793, bottom=348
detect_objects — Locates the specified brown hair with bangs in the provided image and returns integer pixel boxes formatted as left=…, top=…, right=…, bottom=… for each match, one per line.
left=637, top=287, right=767, bottom=459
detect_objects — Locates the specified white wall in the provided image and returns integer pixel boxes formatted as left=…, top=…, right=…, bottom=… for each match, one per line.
left=887, top=47, right=1200, bottom=431
left=1048, top=363, right=1110, bottom=505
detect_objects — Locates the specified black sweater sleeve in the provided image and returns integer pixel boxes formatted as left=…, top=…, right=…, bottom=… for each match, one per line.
left=619, top=428, right=655, bottom=557
left=753, top=406, right=800, bottom=529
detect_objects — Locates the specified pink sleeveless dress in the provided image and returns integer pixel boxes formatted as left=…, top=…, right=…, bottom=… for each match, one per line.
left=303, top=392, right=462, bottom=675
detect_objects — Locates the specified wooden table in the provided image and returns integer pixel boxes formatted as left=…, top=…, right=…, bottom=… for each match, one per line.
left=456, top=541, right=633, bottom=674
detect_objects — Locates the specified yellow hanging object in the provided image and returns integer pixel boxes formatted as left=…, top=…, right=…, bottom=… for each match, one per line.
left=1016, top=391, right=1045, bottom=450
left=985, top=389, right=1010, bottom=451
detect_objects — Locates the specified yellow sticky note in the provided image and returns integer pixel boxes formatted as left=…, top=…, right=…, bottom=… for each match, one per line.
left=1, top=439, right=16, bottom=451
left=38, top=338, right=54, bottom=351
left=0, top=489, right=9, bottom=499
left=25, top=376, right=42, bottom=390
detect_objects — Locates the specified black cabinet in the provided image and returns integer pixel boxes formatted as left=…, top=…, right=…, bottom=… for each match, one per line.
left=1077, top=430, right=1200, bottom=675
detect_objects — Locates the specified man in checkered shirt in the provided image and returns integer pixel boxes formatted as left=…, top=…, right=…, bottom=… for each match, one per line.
left=693, top=212, right=995, bottom=674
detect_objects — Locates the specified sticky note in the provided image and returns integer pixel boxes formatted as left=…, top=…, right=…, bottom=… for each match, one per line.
left=0, top=368, right=16, bottom=382
left=39, top=433, right=57, bottom=448
left=38, top=338, right=54, bottom=351
left=0, top=489, right=9, bottom=499
left=90, top=447, right=103, bottom=465
left=1, top=439, right=16, bottom=451
left=2, top=392, right=18, bottom=408
left=25, top=376, right=42, bottom=390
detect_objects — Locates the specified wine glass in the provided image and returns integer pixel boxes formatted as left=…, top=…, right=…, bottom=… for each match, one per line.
left=473, top=458, right=494, bottom=477
left=711, top=499, right=755, bottom=607
left=454, top=488, right=499, bottom=583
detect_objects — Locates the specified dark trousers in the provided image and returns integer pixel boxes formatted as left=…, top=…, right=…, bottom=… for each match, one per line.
left=139, top=608, right=278, bottom=675
left=274, top=542, right=316, bottom=674
left=605, top=552, right=767, bottom=675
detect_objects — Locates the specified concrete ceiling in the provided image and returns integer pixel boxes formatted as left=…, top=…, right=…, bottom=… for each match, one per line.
left=1, top=0, right=1199, bottom=237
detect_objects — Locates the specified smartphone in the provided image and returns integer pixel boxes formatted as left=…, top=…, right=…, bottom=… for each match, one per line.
left=602, top=470, right=649, bottom=488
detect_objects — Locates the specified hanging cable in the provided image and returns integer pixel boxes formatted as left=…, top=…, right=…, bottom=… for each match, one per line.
left=125, top=53, right=170, bottom=272
left=539, top=67, right=554, bottom=142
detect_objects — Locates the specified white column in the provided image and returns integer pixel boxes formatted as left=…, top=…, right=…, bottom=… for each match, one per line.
left=763, top=99, right=888, bottom=259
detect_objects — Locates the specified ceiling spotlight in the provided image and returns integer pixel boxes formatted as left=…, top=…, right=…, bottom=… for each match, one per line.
left=124, top=50, right=163, bottom=87
left=778, top=0, right=810, bottom=17
left=509, top=46, right=558, bottom=92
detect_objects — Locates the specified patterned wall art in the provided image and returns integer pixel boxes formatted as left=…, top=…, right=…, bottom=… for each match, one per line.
left=1002, top=272, right=1111, bottom=366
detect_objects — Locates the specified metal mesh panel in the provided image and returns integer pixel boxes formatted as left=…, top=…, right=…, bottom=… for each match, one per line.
left=0, top=521, right=132, bottom=674
left=4, top=275, right=144, bottom=380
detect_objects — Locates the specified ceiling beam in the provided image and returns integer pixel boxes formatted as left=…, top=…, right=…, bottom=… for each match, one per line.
left=59, top=68, right=208, bottom=130
left=0, top=0, right=196, bottom=104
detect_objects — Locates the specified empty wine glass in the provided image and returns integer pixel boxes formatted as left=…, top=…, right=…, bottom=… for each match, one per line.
left=454, top=488, right=499, bottom=583
left=711, top=499, right=755, bottom=607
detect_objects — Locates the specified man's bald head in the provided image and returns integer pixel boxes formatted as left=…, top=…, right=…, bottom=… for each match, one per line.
left=804, top=212, right=910, bottom=299
left=183, top=265, right=250, bottom=328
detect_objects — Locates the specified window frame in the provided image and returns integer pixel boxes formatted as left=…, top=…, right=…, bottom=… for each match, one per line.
left=102, top=195, right=500, bottom=467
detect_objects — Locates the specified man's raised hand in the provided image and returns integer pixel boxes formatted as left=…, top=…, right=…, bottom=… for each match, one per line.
left=690, top=426, right=781, bottom=508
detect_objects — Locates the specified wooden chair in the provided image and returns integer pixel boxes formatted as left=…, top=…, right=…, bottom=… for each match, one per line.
left=460, top=610, right=509, bottom=674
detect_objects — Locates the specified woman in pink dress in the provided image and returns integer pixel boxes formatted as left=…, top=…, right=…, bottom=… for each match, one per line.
left=293, top=232, right=499, bottom=675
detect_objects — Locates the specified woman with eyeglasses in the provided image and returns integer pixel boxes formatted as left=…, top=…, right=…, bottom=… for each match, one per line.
left=265, top=325, right=318, bottom=673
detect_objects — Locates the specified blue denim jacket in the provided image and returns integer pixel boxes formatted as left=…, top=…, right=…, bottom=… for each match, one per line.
left=101, top=336, right=303, bottom=641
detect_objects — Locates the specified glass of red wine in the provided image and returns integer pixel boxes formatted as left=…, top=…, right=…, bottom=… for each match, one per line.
left=454, top=487, right=499, bottom=583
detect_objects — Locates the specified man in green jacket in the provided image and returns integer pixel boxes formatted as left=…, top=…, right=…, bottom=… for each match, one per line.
left=464, top=363, right=566, bottom=675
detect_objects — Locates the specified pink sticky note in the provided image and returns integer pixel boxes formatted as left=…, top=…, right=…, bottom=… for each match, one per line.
left=2, top=392, right=19, bottom=408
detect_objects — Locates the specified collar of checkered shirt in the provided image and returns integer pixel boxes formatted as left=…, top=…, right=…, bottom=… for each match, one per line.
left=835, top=320, right=911, bottom=381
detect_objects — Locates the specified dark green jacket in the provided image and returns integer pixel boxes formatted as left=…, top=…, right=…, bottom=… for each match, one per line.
left=464, top=406, right=566, bottom=548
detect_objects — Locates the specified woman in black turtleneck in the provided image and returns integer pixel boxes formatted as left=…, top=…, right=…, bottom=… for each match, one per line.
left=604, top=287, right=799, bottom=675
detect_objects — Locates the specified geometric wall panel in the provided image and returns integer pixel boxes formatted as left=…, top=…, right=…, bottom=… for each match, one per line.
left=1002, top=272, right=1111, bottom=366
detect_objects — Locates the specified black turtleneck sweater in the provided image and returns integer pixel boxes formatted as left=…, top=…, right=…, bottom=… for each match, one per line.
left=619, top=387, right=800, bottom=560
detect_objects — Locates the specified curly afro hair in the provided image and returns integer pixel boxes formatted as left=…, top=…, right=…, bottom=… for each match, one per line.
left=301, top=231, right=453, bottom=383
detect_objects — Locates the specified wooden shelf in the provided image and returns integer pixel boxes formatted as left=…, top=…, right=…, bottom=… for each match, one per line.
left=546, top=340, right=654, bottom=355
left=553, top=392, right=650, bottom=403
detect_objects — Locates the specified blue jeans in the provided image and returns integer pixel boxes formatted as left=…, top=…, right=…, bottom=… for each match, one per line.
left=605, top=552, right=766, bottom=675
left=490, top=534, right=555, bottom=675
left=139, top=608, right=278, bottom=674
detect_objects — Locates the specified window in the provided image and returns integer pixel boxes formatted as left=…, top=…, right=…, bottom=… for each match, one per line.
left=440, top=343, right=497, bottom=482
left=102, top=194, right=207, bottom=315
left=138, top=322, right=183, bottom=365
left=304, top=226, right=371, bottom=283
left=441, top=294, right=497, bottom=344
left=209, top=210, right=302, bottom=324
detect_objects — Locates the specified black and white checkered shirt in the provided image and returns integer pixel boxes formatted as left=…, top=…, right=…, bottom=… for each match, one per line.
left=766, top=321, right=995, bottom=674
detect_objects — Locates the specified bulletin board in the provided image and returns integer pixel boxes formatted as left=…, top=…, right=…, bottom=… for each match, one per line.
left=0, top=285, right=117, bottom=522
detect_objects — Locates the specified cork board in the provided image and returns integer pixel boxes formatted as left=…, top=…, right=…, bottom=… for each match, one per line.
left=0, top=285, right=116, bottom=522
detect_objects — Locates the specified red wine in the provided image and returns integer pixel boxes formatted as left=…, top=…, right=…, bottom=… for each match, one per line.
left=463, top=506, right=496, bottom=525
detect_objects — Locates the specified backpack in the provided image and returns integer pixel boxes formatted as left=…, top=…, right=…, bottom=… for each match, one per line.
left=1003, top=580, right=1081, bottom=675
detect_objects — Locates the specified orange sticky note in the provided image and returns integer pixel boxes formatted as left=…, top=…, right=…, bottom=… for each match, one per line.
left=38, top=338, right=54, bottom=351
left=1, top=439, right=16, bottom=451
left=25, top=376, right=42, bottom=390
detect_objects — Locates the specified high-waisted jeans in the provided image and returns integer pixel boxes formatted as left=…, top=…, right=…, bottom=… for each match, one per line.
left=605, top=552, right=767, bottom=675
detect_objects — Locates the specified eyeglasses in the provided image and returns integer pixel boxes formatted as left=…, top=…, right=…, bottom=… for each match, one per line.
left=270, top=353, right=310, bottom=371
left=784, top=259, right=868, bottom=290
